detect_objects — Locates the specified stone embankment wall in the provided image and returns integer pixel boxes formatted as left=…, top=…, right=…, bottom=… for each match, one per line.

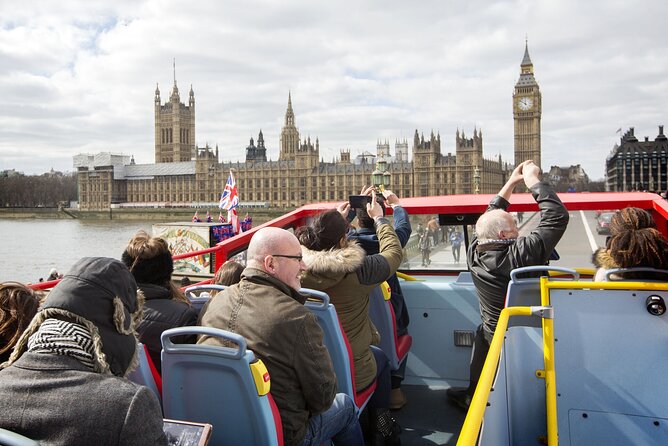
left=0, top=207, right=289, bottom=223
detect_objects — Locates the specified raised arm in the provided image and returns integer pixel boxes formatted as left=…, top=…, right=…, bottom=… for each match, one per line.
left=488, top=160, right=531, bottom=212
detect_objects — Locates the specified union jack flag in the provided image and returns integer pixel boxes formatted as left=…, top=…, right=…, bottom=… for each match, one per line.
left=219, top=171, right=241, bottom=234
left=219, top=171, right=238, bottom=211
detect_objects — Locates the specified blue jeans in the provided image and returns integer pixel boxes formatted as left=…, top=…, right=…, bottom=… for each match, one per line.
left=300, top=393, right=364, bottom=446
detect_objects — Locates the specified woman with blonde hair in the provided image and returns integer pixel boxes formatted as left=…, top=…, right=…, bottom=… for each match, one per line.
left=122, top=230, right=197, bottom=372
left=0, top=282, right=41, bottom=363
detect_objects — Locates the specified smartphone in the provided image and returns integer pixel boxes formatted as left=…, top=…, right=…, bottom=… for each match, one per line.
left=349, top=195, right=372, bottom=209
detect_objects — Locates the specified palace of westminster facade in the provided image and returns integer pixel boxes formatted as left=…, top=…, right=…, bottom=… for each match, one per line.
left=75, top=44, right=543, bottom=210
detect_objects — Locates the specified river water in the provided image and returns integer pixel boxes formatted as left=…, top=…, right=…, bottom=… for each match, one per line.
left=0, top=219, right=158, bottom=284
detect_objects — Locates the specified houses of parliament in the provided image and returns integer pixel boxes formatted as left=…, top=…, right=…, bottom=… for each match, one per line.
left=75, top=43, right=542, bottom=210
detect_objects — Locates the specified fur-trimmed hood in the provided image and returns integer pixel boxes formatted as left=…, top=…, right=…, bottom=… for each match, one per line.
left=592, top=247, right=618, bottom=270
left=301, top=241, right=366, bottom=276
left=3, top=257, right=143, bottom=377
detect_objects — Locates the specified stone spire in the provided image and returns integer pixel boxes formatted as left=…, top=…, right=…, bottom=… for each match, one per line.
left=521, top=38, right=532, bottom=67
left=285, top=91, right=295, bottom=126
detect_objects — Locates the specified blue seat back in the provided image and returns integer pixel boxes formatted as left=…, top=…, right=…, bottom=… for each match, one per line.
left=185, top=284, right=226, bottom=313
left=602, top=267, right=668, bottom=282
left=550, top=285, right=668, bottom=445
left=480, top=266, right=578, bottom=446
left=368, top=285, right=402, bottom=369
left=0, top=428, right=40, bottom=446
left=505, top=266, right=579, bottom=328
left=161, top=327, right=280, bottom=446
left=126, top=343, right=162, bottom=405
left=300, top=288, right=357, bottom=407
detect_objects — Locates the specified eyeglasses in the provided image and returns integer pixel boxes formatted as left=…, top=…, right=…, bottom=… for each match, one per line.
left=271, top=254, right=303, bottom=262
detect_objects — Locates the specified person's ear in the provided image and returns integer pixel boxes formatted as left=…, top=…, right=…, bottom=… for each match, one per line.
left=263, top=255, right=274, bottom=272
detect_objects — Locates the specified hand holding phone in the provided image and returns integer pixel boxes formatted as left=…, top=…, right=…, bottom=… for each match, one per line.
left=349, top=195, right=371, bottom=209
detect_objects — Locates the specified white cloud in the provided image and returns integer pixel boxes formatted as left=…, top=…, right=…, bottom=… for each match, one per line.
left=1, top=0, right=667, bottom=180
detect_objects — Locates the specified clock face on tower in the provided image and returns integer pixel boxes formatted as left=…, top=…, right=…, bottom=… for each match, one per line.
left=518, top=97, right=533, bottom=111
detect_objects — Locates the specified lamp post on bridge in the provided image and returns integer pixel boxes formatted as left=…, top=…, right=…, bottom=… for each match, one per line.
left=372, top=159, right=391, bottom=194
left=474, top=166, right=481, bottom=194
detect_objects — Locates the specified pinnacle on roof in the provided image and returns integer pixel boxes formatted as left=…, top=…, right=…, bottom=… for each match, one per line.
left=521, top=39, right=533, bottom=66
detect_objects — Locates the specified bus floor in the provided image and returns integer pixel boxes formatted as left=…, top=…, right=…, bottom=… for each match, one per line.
left=392, top=384, right=465, bottom=445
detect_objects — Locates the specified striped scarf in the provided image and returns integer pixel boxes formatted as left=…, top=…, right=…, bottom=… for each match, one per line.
left=27, top=319, right=96, bottom=371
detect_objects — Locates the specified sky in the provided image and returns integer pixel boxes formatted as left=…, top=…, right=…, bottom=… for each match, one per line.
left=1, top=0, right=667, bottom=181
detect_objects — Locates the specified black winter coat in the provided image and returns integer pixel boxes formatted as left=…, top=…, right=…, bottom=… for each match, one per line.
left=467, top=182, right=569, bottom=340
left=136, top=283, right=198, bottom=373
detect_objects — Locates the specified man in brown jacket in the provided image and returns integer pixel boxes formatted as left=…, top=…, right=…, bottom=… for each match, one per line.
left=199, top=227, right=363, bottom=446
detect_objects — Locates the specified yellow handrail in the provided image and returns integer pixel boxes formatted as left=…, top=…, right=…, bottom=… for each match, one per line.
left=541, top=276, right=558, bottom=446
left=396, top=271, right=422, bottom=281
left=458, top=278, right=668, bottom=446
left=457, top=305, right=533, bottom=446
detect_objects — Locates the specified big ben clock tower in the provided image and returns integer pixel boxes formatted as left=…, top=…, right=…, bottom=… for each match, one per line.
left=513, top=40, right=542, bottom=169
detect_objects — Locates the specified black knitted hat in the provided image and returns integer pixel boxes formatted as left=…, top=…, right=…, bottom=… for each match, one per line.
left=121, top=250, right=173, bottom=286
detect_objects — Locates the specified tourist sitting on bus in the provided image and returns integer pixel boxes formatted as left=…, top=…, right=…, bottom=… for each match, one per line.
left=0, top=282, right=41, bottom=364
left=192, top=211, right=201, bottom=222
left=214, top=260, right=244, bottom=286
left=593, top=207, right=668, bottom=281
left=0, top=257, right=166, bottom=445
left=346, top=187, right=411, bottom=410
left=296, top=192, right=403, bottom=445
left=199, top=227, right=363, bottom=446
left=218, top=211, right=226, bottom=223
left=205, top=211, right=213, bottom=222
left=122, top=230, right=198, bottom=373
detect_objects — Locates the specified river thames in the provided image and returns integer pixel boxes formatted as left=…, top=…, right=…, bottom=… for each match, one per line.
left=0, top=219, right=158, bottom=284
left=0, top=210, right=605, bottom=285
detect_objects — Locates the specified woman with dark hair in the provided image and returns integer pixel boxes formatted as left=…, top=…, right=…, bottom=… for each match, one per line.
left=0, top=282, right=41, bottom=364
left=122, top=230, right=198, bottom=372
left=214, top=260, right=244, bottom=286
left=593, top=207, right=668, bottom=281
left=296, top=192, right=403, bottom=445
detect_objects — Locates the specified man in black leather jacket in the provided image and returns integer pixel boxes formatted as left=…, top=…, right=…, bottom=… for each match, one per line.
left=447, top=160, right=569, bottom=410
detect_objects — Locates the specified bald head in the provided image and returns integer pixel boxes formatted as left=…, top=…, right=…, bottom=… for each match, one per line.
left=247, top=227, right=305, bottom=290
left=476, top=209, right=518, bottom=242
left=247, top=228, right=294, bottom=266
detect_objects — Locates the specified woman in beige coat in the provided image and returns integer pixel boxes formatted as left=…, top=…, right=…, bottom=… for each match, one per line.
left=297, top=192, right=403, bottom=446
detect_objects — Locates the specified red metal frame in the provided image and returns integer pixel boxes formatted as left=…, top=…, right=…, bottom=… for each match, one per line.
left=28, top=192, right=668, bottom=292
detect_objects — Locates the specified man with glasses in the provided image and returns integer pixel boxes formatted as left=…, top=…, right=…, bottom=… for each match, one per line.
left=199, top=227, right=363, bottom=446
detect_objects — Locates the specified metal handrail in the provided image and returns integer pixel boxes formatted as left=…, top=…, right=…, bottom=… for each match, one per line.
left=457, top=305, right=552, bottom=445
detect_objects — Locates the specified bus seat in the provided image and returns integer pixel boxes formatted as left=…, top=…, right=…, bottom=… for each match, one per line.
left=126, top=343, right=162, bottom=405
left=0, top=428, right=40, bottom=446
left=480, top=266, right=578, bottom=445
left=184, top=284, right=226, bottom=313
left=301, top=288, right=376, bottom=413
left=602, top=267, right=668, bottom=282
left=368, top=283, right=412, bottom=371
left=550, top=285, right=668, bottom=445
left=161, top=327, right=283, bottom=446
left=505, top=266, right=579, bottom=328
left=455, top=271, right=473, bottom=284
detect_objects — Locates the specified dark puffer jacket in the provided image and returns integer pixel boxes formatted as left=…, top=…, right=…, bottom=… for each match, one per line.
left=467, top=182, right=569, bottom=340
left=136, top=283, right=198, bottom=373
